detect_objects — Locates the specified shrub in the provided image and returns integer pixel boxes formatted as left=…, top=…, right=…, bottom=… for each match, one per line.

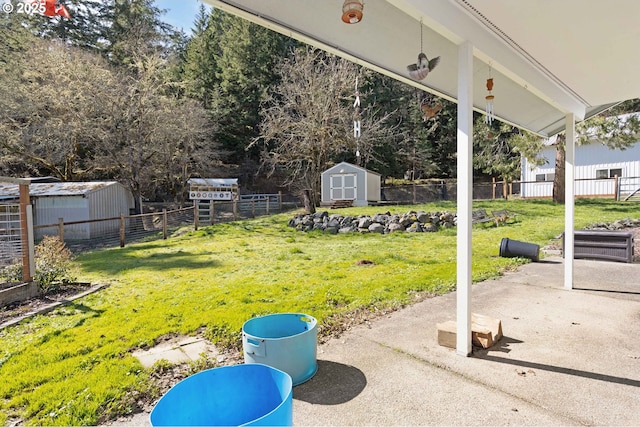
left=34, top=235, right=76, bottom=293
left=1, top=259, right=23, bottom=283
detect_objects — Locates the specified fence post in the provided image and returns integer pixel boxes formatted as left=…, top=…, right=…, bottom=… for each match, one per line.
left=278, top=191, right=282, bottom=210
left=119, top=213, right=125, bottom=247
left=162, top=209, right=168, bottom=239
left=614, top=175, right=619, bottom=200
left=492, top=177, right=496, bottom=200
left=26, top=205, right=35, bottom=279
left=233, top=201, right=238, bottom=220
left=58, top=218, right=64, bottom=241
left=211, top=202, right=215, bottom=225
left=19, top=183, right=32, bottom=282
left=210, top=200, right=214, bottom=225
left=194, top=204, right=199, bottom=231
left=509, top=182, right=513, bottom=198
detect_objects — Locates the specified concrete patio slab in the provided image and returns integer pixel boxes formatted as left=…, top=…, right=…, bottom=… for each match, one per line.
left=292, top=256, right=640, bottom=425
left=132, top=337, right=218, bottom=369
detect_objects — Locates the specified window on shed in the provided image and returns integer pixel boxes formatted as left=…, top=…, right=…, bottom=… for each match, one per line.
left=609, top=168, right=622, bottom=178
left=535, top=174, right=546, bottom=182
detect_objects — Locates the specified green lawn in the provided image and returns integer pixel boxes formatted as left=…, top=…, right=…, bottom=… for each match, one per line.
left=0, top=199, right=638, bottom=425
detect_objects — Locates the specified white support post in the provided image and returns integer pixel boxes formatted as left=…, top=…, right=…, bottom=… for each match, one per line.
left=564, top=113, right=575, bottom=290
left=456, top=41, right=474, bottom=356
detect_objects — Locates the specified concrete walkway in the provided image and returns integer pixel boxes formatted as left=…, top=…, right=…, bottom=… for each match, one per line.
left=125, top=256, right=640, bottom=426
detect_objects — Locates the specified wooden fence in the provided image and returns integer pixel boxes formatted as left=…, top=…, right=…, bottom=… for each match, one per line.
left=32, top=193, right=289, bottom=252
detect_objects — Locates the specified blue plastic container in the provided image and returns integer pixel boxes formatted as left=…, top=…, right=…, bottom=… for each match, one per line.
left=149, top=364, right=293, bottom=426
left=243, top=313, right=318, bottom=385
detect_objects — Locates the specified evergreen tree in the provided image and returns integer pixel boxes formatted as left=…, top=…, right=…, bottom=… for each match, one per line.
left=363, top=73, right=458, bottom=180
left=210, top=12, right=292, bottom=166
left=181, top=4, right=218, bottom=108
left=25, top=0, right=109, bottom=51
left=105, top=0, right=176, bottom=67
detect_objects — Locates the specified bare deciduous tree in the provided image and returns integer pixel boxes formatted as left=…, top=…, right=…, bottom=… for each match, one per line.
left=95, top=54, right=220, bottom=211
left=0, top=38, right=219, bottom=209
left=0, top=39, right=116, bottom=180
left=252, top=47, right=392, bottom=209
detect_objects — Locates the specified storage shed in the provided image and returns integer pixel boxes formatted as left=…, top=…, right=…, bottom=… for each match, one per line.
left=321, top=162, right=381, bottom=207
left=0, top=181, right=134, bottom=240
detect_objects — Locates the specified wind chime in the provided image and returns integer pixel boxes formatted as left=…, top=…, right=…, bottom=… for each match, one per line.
left=353, top=77, right=362, bottom=162
left=485, top=66, right=495, bottom=125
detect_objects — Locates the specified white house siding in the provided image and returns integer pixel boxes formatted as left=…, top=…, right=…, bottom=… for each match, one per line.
left=521, top=142, right=640, bottom=198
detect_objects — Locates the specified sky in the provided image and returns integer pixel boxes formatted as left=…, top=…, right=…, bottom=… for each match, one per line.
left=155, top=0, right=211, bottom=35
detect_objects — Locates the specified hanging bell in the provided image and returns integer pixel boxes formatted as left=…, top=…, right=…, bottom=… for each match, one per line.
left=342, top=0, right=364, bottom=24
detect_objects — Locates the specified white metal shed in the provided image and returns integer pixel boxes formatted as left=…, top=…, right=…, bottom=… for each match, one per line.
left=321, top=162, right=381, bottom=207
left=0, top=181, right=134, bottom=240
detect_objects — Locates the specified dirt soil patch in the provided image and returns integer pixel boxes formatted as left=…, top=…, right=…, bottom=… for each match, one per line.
left=0, top=282, right=100, bottom=326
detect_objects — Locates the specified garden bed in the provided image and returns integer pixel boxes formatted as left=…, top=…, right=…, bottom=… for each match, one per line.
left=0, top=282, right=100, bottom=326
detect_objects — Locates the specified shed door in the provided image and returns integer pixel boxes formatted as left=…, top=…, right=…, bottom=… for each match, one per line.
left=331, top=173, right=357, bottom=200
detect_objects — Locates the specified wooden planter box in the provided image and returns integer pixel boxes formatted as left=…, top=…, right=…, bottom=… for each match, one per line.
left=0, top=282, right=40, bottom=307
left=563, top=230, right=634, bottom=263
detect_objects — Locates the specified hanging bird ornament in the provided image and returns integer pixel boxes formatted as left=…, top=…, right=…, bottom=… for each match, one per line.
left=407, top=19, right=439, bottom=81
left=408, top=53, right=440, bottom=81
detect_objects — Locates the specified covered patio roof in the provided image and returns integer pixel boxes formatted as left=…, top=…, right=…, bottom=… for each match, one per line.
left=204, top=0, right=640, bottom=356
left=205, top=0, right=640, bottom=136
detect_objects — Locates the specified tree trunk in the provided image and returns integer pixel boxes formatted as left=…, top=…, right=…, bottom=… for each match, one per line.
left=553, top=140, right=566, bottom=204
left=303, top=189, right=315, bottom=214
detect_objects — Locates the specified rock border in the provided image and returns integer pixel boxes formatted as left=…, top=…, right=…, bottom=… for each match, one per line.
left=289, top=210, right=457, bottom=234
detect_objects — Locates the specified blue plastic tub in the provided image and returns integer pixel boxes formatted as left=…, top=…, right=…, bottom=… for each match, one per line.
left=149, top=364, right=293, bottom=426
left=243, top=313, right=318, bottom=385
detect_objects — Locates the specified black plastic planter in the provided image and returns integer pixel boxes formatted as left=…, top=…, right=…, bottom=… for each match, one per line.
left=499, top=238, right=540, bottom=262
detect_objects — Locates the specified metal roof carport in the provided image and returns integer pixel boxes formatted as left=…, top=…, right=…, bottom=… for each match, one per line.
left=204, top=0, right=640, bottom=356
